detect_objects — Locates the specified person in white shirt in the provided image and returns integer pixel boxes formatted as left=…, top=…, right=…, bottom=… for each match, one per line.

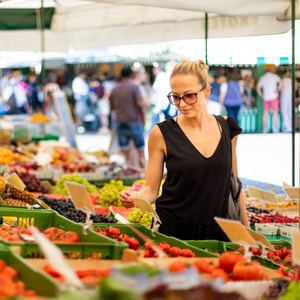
left=72, top=70, right=90, bottom=127
left=256, top=68, right=283, bottom=133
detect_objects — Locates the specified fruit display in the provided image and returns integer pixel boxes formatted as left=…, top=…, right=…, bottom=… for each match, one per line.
left=7, top=171, right=46, bottom=193
left=38, top=195, right=117, bottom=224
left=127, top=208, right=153, bottom=228
left=235, top=245, right=293, bottom=269
left=61, top=162, right=97, bottom=173
left=51, top=147, right=85, bottom=166
left=43, top=264, right=111, bottom=285
left=0, top=259, right=39, bottom=299
left=0, top=225, right=79, bottom=243
left=55, top=173, right=98, bottom=195
left=28, top=113, right=52, bottom=123
left=5, top=183, right=37, bottom=205
left=0, top=147, right=28, bottom=164
left=246, top=198, right=298, bottom=210
left=1, top=197, right=27, bottom=207
left=249, top=212, right=299, bottom=226
left=7, top=161, right=42, bottom=173
left=86, top=150, right=109, bottom=164
left=103, top=162, right=143, bottom=178
left=98, top=180, right=129, bottom=207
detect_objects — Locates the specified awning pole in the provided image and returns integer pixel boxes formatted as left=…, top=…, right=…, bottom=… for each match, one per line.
left=205, top=13, right=208, bottom=65
left=40, top=0, right=46, bottom=80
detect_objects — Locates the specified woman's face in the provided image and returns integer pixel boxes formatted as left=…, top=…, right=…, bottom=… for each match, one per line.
left=170, top=74, right=210, bottom=118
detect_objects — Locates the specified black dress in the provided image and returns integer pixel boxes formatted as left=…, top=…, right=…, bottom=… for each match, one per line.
left=156, top=115, right=242, bottom=241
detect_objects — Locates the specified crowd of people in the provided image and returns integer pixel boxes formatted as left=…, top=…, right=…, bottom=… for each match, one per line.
left=0, top=63, right=296, bottom=169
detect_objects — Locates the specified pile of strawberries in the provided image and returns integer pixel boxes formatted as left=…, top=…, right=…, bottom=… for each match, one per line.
left=0, top=225, right=79, bottom=243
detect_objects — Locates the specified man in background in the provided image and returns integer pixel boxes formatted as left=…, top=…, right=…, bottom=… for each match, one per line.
left=256, top=67, right=283, bottom=133
left=109, top=67, right=146, bottom=169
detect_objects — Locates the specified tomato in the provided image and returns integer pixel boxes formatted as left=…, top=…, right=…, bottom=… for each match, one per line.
left=76, top=270, right=95, bottom=278
left=65, top=231, right=79, bottom=243
left=127, top=238, right=140, bottom=250
left=0, top=260, right=7, bottom=272
left=194, top=259, right=218, bottom=274
left=211, top=269, right=231, bottom=282
left=168, top=247, right=181, bottom=257
left=158, top=243, right=171, bottom=253
left=180, top=249, right=194, bottom=258
left=144, top=241, right=153, bottom=249
left=43, top=227, right=64, bottom=238
left=281, top=247, right=289, bottom=257
left=219, top=252, right=245, bottom=273
left=95, top=269, right=111, bottom=277
left=144, top=249, right=151, bottom=258
left=249, top=248, right=260, bottom=256
left=0, top=225, right=12, bottom=232
left=43, top=264, right=61, bottom=278
left=0, top=230, right=9, bottom=239
left=2, top=267, right=18, bottom=280
left=6, top=234, right=22, bottom=242
left=20, top=228, right=32, bottom=235
left=236, top=246, right=245, bottom=252
left=108, top=227, right=121, bottom=237
left=169, top=261, right=186, bottom=273
left=121, top=234, right=130, bottom=244
left=232, top=260, right=264, bottom=281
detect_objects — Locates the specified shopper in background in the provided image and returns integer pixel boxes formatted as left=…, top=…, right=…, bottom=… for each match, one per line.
left=27, top=74, right=42, bottom=113
left=280, top=71, right=293, bottom=133
left=109, top=67, right=146, bottom=169
left=150, top=65, right=176, bottom=130
left=207, top=73, right=221, bottom=115
left=256, top=67, right=283, bottom=133
left=43, top=73, right=60, bottom=118
left=72, top=70, right=90, bottom=129
left=219, top=71, right=243, bottom=123
left=119, top=59, right=248, bottom=241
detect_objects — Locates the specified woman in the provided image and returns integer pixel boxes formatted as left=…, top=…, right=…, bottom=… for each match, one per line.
left=120, top=60, right=248, bottom=241
left=219, top=71, right=243, bottom=123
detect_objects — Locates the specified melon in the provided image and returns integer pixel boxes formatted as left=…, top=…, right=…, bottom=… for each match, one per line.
left=110, top=206, right=137, bottom=219
left=94, top=206, right=110, bottom=216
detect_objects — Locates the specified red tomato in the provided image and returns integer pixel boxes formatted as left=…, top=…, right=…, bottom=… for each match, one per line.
left=127, top=238, right=139, bottom=250
left=169, top=261, right=186, bottom=273
left=211, top=269, right=231, bottom=282
left=236, top=246, right=245, bottom=252
left=108, top=227, right=121, bottom=237
left=121, top=234, right=130, bottom=244
left=281, top=247, right=289, bottom=257
left=43, top=264, right=61, bottom=278
left=0, top=225, right=12, bottom=232
left=159, top=243, right=171, bottom=253
left=168, top=247, right=181, bottom=257
left=232, top=260, right=264, bottom=281
left=180, top=249, right=194, bottom=258
left=219, top=252, right=245, bottom=273
left=0, top=230, right=9, bottom=239
left=144, top=241, right=153, bottom=249
left=43, top=227, right=64, bottom=237
left=6, top=234, right=22, bottom=242
left=249, top=248, right=260, bottom=256
left=144, top=249, right=151, bottom=258
left=65, top=231, right=79, bottom=243
left=194, top=259, right=218, bottom=274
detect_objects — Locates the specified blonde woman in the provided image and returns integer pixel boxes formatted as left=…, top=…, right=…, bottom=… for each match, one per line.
left=120, top=60, right=248, bottom=240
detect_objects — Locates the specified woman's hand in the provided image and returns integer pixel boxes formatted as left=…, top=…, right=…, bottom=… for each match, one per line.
left=119, top=190, right=139, bottom=209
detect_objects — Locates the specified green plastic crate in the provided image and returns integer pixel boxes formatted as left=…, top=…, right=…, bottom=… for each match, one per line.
left=90, top=177, right=142, bottom=187
left=0, top=208, right=128, bottom=259
left=93, top=223, right=218, bottom=258
left=269, top=240, right=292, bottom=250
left=184, top=240, right=227, bottom=255
left=0, top=245, right=59, bottom=297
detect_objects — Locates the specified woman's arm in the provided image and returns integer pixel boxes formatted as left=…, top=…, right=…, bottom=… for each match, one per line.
left=120, top=125, right=165, bottom=207
left=231, top=135, right=249, bottom=227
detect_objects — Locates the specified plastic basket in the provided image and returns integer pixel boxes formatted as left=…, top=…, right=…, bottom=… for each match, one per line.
left=0, top=245, right=59, bottom=297
left=93, top=223, right=218, bottom=258
left=184, top=240, right=227, bottom=255
left=0, top=208, right=128, bottom=259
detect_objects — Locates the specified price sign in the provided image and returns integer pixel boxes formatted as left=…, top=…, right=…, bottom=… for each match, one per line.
left=245, top=227, right=274, bottom=250
left=65, top=181, right=95, bottom=213
left=215, top=217, right=258, bottom=247
left=292, top=228, right=300, bottom=265
left=247, top=186, right=278, bottom=204
left=41, top=181, right=56, bottom=194
left=6, top=173, right=26, bottom=189
left=283, top=187, right=299, bottom=200
left=130, top=197, right=162, bottom=224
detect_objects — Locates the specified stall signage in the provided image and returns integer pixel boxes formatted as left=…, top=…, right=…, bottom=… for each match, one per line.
left=65, top=181, right=95, bottom=213
left=245, top=227, right=274, bottom=250
left=283, top=187, right=299, bottom=200
left=130, top=197, right=162, bottom=224
left=215, top=217, right=257, bottom=247
left=247, top=186, right=278, bottom=204
left=6, top=173, right=26, bottom=189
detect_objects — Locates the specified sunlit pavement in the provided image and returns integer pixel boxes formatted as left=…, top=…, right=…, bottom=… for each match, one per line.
left=76, top=130, right=299, bottom=187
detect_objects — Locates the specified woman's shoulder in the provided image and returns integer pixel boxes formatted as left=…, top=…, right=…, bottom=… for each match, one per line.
left=216, top=115, right=242, bottom=139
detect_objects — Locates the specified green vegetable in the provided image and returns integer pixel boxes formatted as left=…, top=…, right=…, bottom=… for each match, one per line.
left=279, top=282, right=300, bottom=300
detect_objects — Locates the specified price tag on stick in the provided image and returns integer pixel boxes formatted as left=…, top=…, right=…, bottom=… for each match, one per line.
left=6, top=172, right=26, bottom=189
left=65, top=181, right=95, bottom=213
left=215, top=217, right=258, bottom=248
left=292, top=228, right=300, bottom=265
left=247, top=186, right=278, bottom=204
left=244, top=227, right=274, bottom=250
left=130, top=197, right=162, bottom=224
left=283, top=187, right=299, bottom=200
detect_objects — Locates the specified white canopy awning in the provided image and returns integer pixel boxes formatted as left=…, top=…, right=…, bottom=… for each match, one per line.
left=0, top=0, right=294, bottom=52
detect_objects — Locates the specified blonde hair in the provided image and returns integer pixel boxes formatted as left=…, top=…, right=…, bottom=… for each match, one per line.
left=170, top=60, right=209, bottom=88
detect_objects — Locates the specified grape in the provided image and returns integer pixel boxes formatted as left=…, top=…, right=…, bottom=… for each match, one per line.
left=98, top=180, right=129, bottom=207
left=55, top=173, right=98, bottom=195
left=127, top=209, right=153, bottom=228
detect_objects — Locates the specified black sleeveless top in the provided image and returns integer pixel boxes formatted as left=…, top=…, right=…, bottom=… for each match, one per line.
left=156, top=116, right=242, bottom=241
